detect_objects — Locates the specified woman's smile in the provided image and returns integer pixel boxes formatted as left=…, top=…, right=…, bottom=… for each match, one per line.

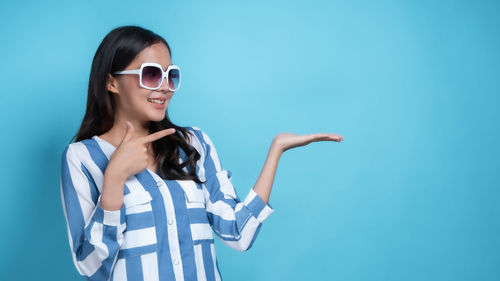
left=147, top=94, right=168, bottom=109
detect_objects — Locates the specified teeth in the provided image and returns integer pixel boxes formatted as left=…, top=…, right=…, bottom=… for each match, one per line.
left=148, top=98, right=165, bottom=104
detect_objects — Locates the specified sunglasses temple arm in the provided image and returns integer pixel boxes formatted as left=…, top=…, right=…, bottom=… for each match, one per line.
left=114, top=69, right=142, bottom=75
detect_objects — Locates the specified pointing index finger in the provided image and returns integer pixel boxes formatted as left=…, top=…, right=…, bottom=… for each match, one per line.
left=139, top=128, right=176, bottom=144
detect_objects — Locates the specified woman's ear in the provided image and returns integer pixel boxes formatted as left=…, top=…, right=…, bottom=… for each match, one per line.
left=106, top=73, right=120, bottom=94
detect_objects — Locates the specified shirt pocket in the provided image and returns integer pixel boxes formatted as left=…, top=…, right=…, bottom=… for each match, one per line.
left=118, top=189, right=159, bottom=259
left=182, top=181, right=206, bottom=208
left=181, top=181, right=213, bottom=241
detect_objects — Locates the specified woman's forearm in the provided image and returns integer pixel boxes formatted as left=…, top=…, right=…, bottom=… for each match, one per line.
left=251, top=141, right=283, bottom=205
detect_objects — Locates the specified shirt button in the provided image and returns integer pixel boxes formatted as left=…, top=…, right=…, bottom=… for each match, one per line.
left=173, top=258, right=180, bottom=265
left=168, top=218, right=174, bottom=225
left=156, top=181, right=162, bottom=187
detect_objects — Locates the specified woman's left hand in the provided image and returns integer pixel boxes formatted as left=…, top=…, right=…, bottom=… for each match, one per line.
left=272, top=132, right=344, bottom=153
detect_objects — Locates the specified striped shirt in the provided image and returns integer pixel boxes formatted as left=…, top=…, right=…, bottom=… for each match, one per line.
left=60, top=126, right=275, bottom=281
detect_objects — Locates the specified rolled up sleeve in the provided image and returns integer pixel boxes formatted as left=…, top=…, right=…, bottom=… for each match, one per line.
left=190, top=127, right=275, bottom=252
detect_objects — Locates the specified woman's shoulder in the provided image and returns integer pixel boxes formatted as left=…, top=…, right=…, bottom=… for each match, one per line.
left=182, top=125, right=203, bottom=135
left=63, top=135, right=102, bottom=152
left=180, top=125, right=206, bottom=153
left=61, top=135, right=107, bottom=165
left=182, top=125, right=217, bottom=149
left=61, top=141, right=87, bottom=169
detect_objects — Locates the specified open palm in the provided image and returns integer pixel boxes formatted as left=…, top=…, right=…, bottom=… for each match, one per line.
left=273, top=132, right=344, bottom=152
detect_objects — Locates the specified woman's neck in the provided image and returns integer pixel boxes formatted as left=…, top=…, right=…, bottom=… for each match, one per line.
left=99, top=120, right=150, bottom=147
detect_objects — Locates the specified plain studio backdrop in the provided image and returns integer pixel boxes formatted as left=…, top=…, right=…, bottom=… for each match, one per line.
left=0, top=0, right=498, bottom=280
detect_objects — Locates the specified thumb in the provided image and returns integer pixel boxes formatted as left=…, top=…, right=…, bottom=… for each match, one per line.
left=121, top=121, right=134, bottom=143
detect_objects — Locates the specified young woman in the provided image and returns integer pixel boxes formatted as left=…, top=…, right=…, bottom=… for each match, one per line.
left=60, top=25, right=344, bottom=281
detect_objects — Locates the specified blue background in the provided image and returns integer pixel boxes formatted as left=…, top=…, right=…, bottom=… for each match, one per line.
left=0, top=0, right=499, bottom=280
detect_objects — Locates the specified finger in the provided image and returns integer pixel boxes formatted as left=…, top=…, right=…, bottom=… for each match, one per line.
left=313, top=133, right=343, bottom=142
left=140, top=128, right=176, bottom=144
left=311, top=133, right=332, bottom=140
left=327, top=135, right=343, bottom=142
left=333, top=134, right=344, bottom=141
left=321, top=133, right=343, bottom=141
left=121, top=121, right=134, bottom=143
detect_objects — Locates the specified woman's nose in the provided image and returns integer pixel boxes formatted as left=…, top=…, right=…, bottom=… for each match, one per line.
left=156, top=76, right=171, bottom=92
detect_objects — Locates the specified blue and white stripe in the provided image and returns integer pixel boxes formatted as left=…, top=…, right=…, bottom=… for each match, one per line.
left=60, top=126, right=274, bottom=281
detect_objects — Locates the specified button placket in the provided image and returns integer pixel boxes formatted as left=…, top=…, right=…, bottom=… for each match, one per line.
left=154, top=176, right=182, bottom=267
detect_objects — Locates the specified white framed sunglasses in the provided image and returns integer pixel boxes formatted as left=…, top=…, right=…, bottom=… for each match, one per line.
left=113, top=62, right=181, bottom=91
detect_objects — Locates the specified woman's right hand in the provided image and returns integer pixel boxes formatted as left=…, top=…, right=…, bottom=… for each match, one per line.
left=107, top=121, right=176, bottom=181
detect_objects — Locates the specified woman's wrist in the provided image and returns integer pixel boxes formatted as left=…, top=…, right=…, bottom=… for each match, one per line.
left=99, top=163, right=127, bottom=211
left=105, top=162, right=128, bottom=183
left=101, top=171, right=126, bottom=211
left=270, top=139, right=284, bottom=156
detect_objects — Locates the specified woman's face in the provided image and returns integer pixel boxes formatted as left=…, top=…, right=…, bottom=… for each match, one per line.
left=107, top=42, right=174, bottom=124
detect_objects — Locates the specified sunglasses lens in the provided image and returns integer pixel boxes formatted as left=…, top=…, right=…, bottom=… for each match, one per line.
left=168, top=69, right=180, bottom=90
left=142, top=66, right=163, bottom=88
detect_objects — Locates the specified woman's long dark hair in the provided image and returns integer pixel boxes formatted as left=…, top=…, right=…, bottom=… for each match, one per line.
left=71, top=25, right=205, bottom=184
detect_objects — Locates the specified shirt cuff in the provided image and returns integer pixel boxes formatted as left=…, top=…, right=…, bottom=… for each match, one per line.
left=93, top=195, right=126, bottom=226
left=243, top=188, right=275, bottom=223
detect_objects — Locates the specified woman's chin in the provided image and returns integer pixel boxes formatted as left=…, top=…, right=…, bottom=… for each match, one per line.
left=148, top=112, right=166, bottom=122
